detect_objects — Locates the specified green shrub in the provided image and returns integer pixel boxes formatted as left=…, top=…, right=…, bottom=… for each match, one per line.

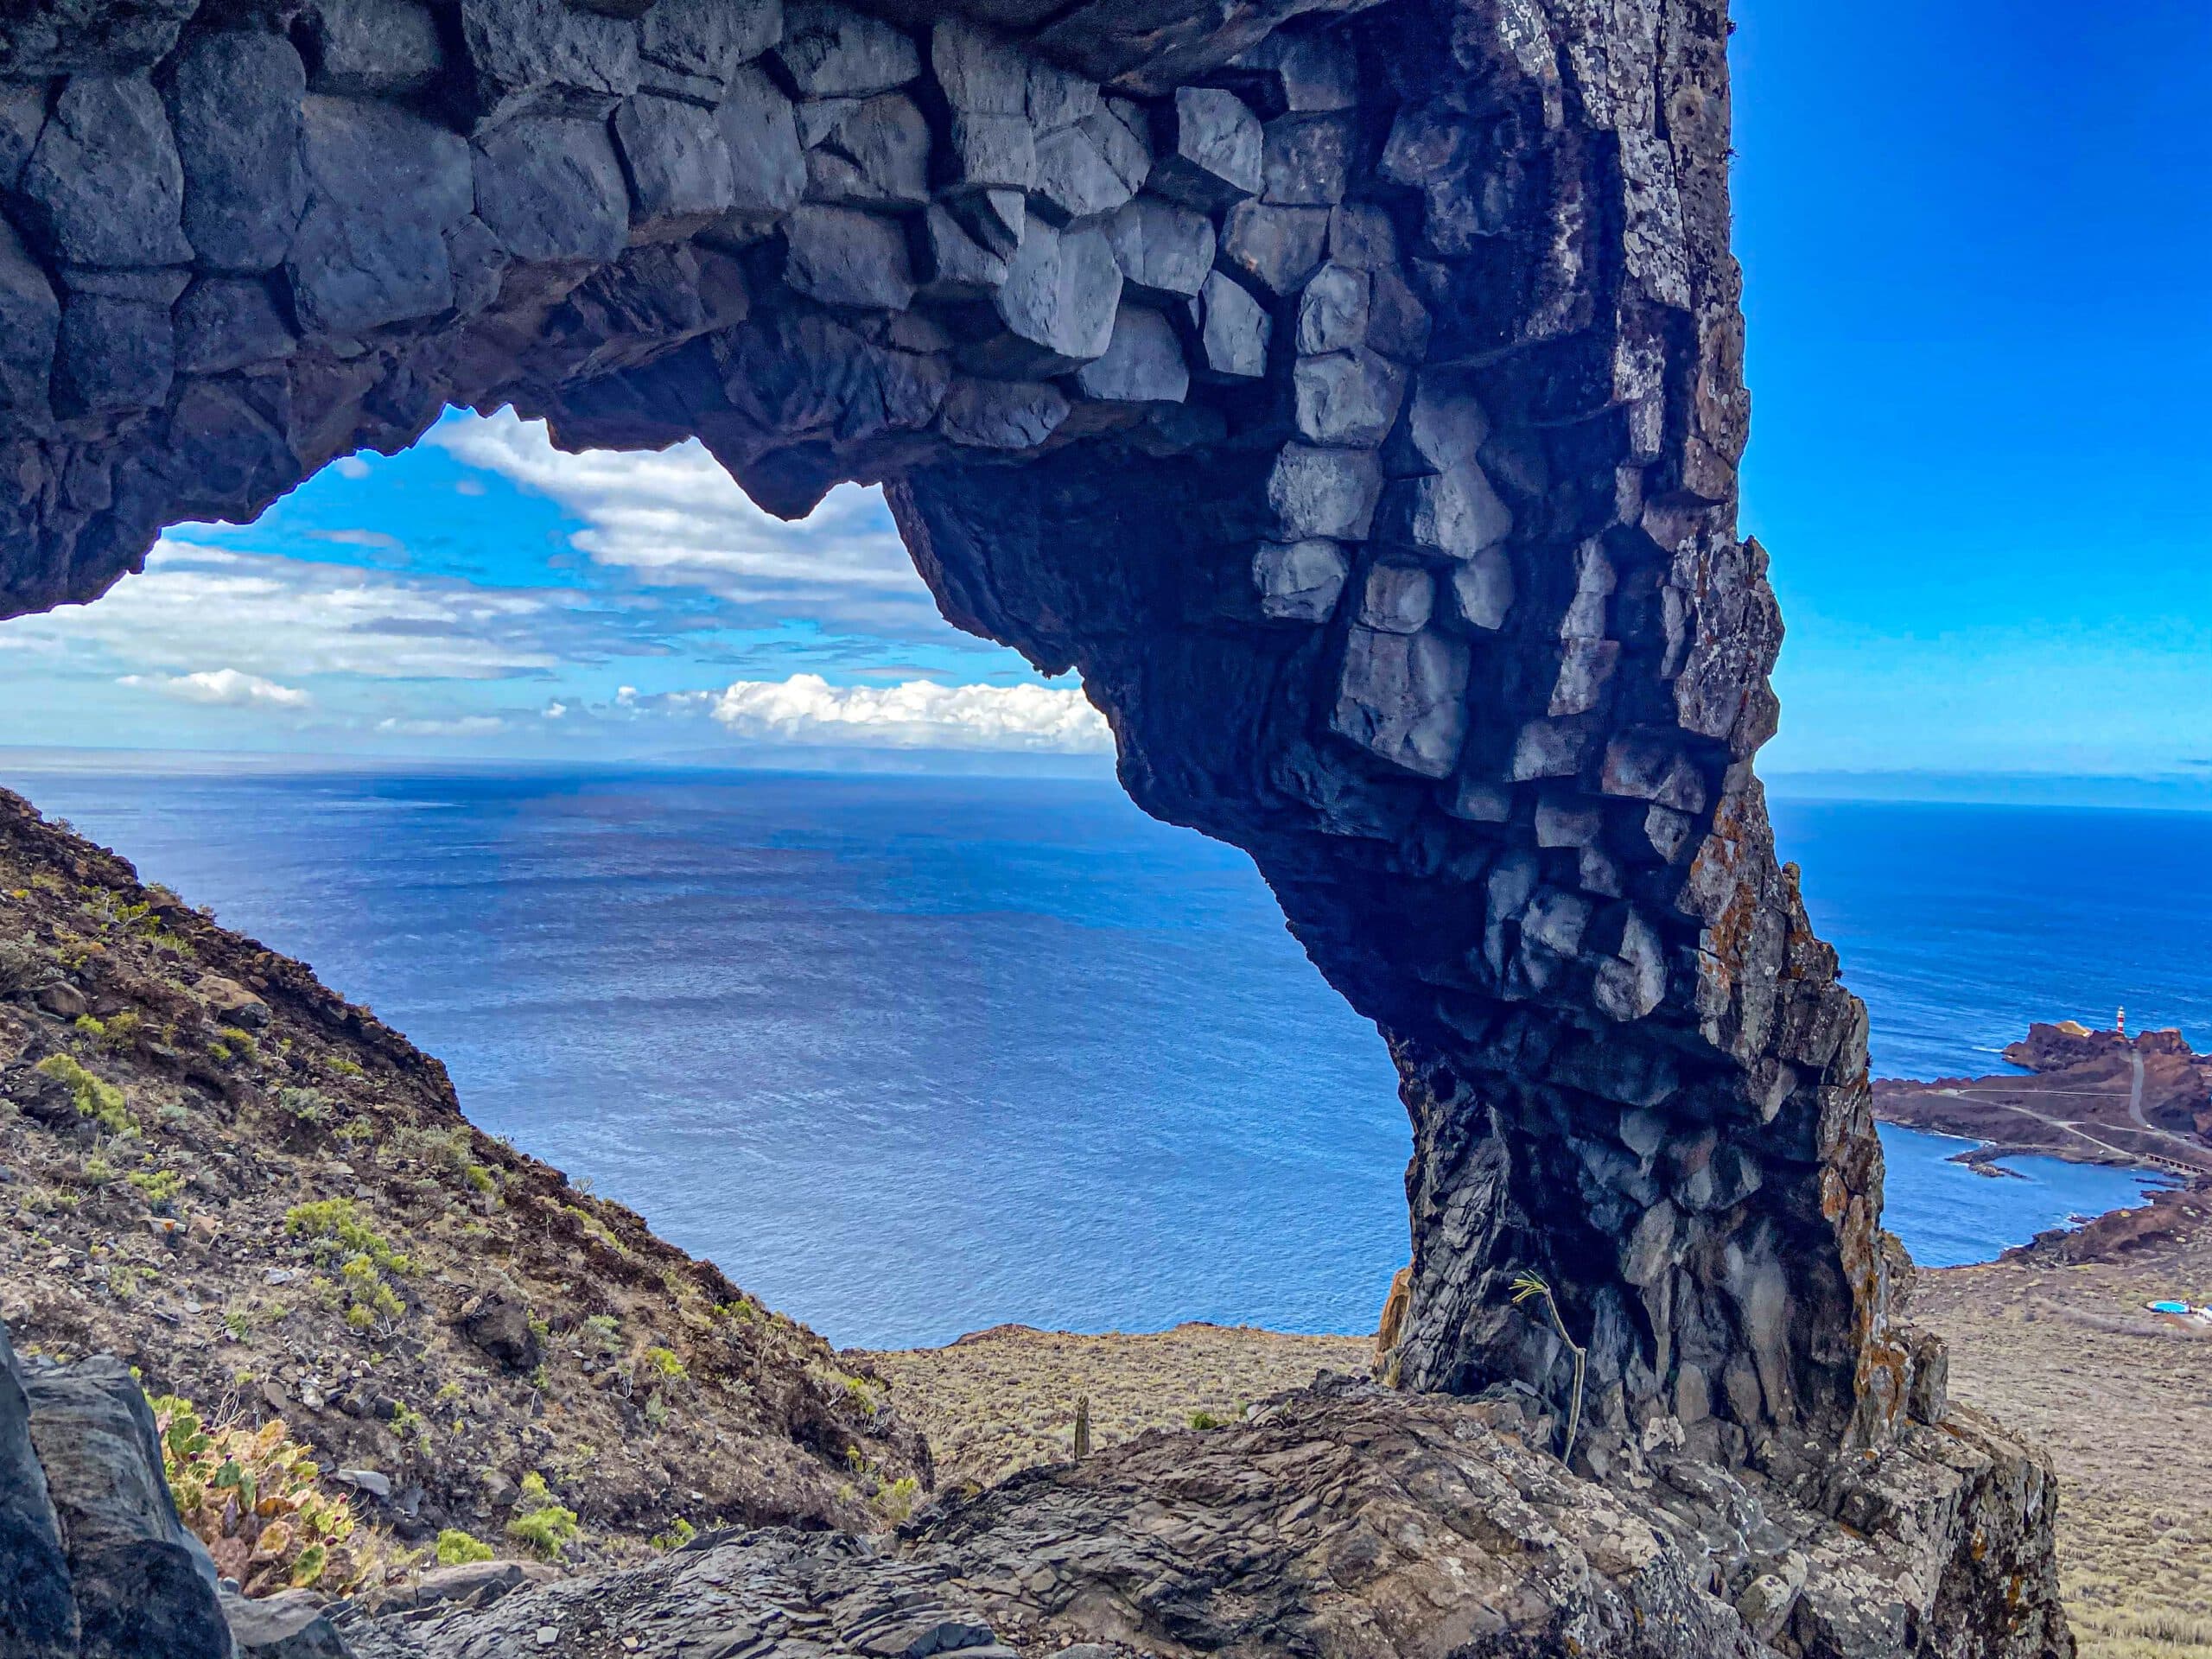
left=1187, top=1409, right=1229, bottom=1431
left=651, top=1517, right=696, bottom=1552
left=643, top=1346, right=686, bottom=1382
left=36, top=1053, right=135, bottom=1136
left=505, top=1472, right=579, bottom=1559
left=283, top=1199, right=411, bottom=1274
left=76, top=1010, right=142, bottom=1052
left=435, top=1529, right=494, bottom=1567
left=873, top=1476, right=920, bottom=1525
left=126, top=1168, right=185, bottom=1212
left=277, top=1088, right=327, bottom=1124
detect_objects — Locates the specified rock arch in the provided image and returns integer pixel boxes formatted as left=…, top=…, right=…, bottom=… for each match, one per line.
left=0, top=0, right=1913, bottom=1476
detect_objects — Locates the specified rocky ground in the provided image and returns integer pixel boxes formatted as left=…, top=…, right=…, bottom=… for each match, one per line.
left=869, top=1192, right=2212, bottom=1659
left=0, top=787, right=927, bottom=1591
left=1873, top=1022, right=2212, bottom=1179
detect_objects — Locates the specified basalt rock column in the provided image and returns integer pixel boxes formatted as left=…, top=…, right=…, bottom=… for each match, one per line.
left=0, top=0, right=1916, bottom=1475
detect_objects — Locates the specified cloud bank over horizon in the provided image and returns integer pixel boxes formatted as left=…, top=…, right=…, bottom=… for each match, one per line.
left=711, top=675, right=1111, bottom=753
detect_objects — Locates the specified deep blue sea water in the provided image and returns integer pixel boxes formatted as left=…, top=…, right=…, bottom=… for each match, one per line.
left=2, top=766, right=2192, bottom=1347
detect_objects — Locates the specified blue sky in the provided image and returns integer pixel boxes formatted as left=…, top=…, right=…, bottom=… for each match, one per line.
left=3, top=0, right=2206, bottom=790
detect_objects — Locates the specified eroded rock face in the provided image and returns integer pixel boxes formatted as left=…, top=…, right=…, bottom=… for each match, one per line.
left=0, top=0, right=1921, bottom=1491
left=345, top=1377, right=2068, bottom=1659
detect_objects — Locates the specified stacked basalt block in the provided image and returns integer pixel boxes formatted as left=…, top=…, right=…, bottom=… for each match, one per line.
left=0, top=0, right=1927, bottom=1484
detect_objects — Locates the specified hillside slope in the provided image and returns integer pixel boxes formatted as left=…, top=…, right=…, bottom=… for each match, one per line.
left=0, top=786, right=927, bottom=1586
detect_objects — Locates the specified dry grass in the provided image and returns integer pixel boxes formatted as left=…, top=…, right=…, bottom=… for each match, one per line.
left=860, top=1322, right=1372, bottom=1491
left=1919, top=1232, right=2212, bottom=1659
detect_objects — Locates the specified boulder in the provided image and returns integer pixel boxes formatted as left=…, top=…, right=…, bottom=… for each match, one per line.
left=1356, top=562, right=1432, bottom=634
left=300, top=0, right=446, bottom=97
left=616, top=93, right=738, bottom=237
left=1147, top=86, right=1260, bottom=210
left=456, top=1293, right=543, bottom=1372
left=1219, top=200, right=1329, bottom=295
left=22, top=1357, right=232, bottom=1659
left=1267, top=443, right=1382, bottom=541
left=16, top=73, right=192, bottom=269
left=459, top=0, right=639, bottom=125
left=1331, top=626, right=1469, bottom=778
left=289, top=94, right=472, bottom=335
left=1376, top=467, right=1511, bottom=562
left=1101, top=196, right=1213, bottom=301
left=976, top=219, right=1121, bottom=375
left=223, top=1588, right=353, bottom=1658
left=1071, top=305, right=1187, bottom=404
left=1252, top=539, right=1347, bottom=623
left=1262, top=113, right=1351, bottom=206
left=717, top=66, right=807, bottom=215
left=168, top=29, right=308, bottom=273
left=773, top=3, right=918, bottom=99
left=1191, top=270, right=1268, bottom=379
left=937, top=378, right=1069, bottom=450
left=782, top=205, right=915, bottom=310
left=1295, top=263, right=1367, bottom=354
left=802, top=92, right=930, bottom=207
left=1293, top=347, right=1405, bottom=447
left=0, top=1323, right=74, bottom=1659
left=640, top=0, right=783, bottom=82
left=473, top=115, right=630, bottom=267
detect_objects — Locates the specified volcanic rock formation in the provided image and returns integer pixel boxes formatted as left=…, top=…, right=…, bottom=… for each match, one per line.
left=0, top=0, right=2066, bottom=1653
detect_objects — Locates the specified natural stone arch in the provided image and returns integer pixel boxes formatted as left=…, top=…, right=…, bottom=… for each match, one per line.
left=0, top=0, right=1914, bottom=1479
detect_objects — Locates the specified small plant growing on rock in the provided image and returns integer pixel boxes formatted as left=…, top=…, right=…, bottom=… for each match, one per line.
left=505, top=1472, right=580, bottom=1559
left=37, top=1052, right=135, bottom=1136
left=1509, top=1271, right=1586, bottom=1465
left=435, top=1529, right=494, bottom=1567
left=651, top=1517, right=696, bottom=1551
left=390, top=1402, right=431, bottom=1451
left=1186, top=1408, right=1229, bottom=1431
left=74, top=1010, right=143, bottom=1052
left=643, top=1345, right=686, bottom=1382
left=277, top=1087, right=327, bottom=1124
left=872, top=1477, right=919, bottom=1525
left=0, top=932, right=44, bottom=991
left=127, top=1168, right=185, bottom=1212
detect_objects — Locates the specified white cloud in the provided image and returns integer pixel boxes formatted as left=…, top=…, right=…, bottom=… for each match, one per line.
left=118, top=668, right=312, bottom=709
left=333, top=455, right=372, bottom=480
left=431, top=411, right=940, bottom=633
left=711, top=674, right=1111, bottom=753
left=2, top=541, right=569, bottom=680
left=376, top=715, right=507, bottom=737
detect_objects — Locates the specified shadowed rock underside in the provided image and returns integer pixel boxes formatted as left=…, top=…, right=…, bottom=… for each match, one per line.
left=0, top=0, right=2064, bottom=1653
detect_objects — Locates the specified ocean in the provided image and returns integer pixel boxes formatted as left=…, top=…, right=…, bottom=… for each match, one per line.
left=3, top=765, right=2191, bottom=1348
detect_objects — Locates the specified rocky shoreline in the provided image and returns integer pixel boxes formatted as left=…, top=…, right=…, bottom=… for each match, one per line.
left=1873, top=1020, right=2212, bottom=1182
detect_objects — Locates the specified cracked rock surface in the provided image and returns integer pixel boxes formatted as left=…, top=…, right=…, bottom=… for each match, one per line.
left=344, top=1376, right=2066, bottom=1659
